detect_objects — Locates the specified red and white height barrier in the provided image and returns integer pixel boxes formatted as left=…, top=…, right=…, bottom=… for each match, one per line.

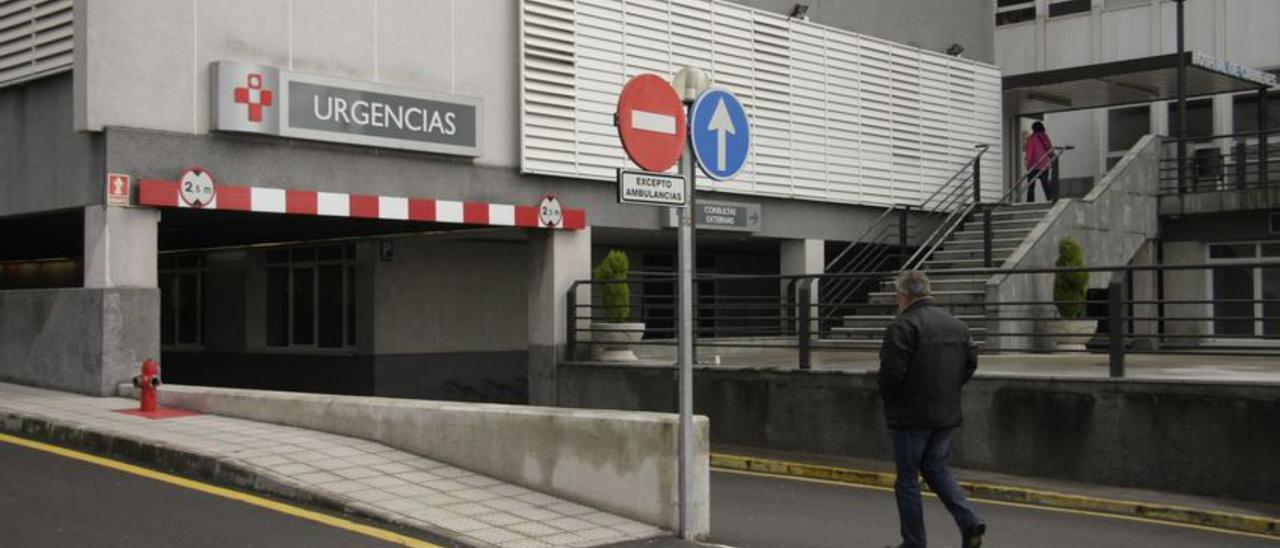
left=137, top=179, right=586, bottom=230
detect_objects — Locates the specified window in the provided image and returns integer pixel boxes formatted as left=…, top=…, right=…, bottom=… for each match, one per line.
left=1168, top=98, right=1214, bottom=140
left=996, top=0, right=1035, bottom=26
left=1207, top=242, right=1280, bottom=338
left=1048, top=0, right=1091, bottom=17
left=1104, top=0, right=1149, bottom=9
left=1108, top=105, right=1150, bottom=153
left=265, top=244, right=357, bottom=349
left=1233, top=90, right=1280, bottom=134
left=159, top=254, right=205, bottom=347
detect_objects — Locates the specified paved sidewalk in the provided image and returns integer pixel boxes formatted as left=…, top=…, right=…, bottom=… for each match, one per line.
left=0, top=382, right=664, bottom=548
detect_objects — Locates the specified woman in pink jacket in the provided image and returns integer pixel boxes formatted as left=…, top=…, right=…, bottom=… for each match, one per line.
left=1024, top=121, right=1055, bottom=202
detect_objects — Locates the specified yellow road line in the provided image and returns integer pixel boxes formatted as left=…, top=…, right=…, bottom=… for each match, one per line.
left=0, top=433, right=438, bottom=548
left=715, top=468, right=1280, bottom=542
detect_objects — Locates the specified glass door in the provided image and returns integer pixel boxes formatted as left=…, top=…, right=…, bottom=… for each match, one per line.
left=1208, top=242, right=1280, bottom=341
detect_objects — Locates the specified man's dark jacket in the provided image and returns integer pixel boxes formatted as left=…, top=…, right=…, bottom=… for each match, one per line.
left=877, top=298, right=978, bottom=430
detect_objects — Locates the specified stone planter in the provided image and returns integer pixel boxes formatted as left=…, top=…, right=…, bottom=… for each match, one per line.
left=590, top=322, right=646, bottom=361
left=1050, top=318, right=1097, bottom=351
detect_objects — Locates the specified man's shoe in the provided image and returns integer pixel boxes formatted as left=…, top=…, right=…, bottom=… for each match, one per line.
left=963, top=523, right=986, bottom=548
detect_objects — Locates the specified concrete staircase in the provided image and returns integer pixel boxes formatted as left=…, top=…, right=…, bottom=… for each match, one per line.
left=826, top=202, right=1054, bottom=345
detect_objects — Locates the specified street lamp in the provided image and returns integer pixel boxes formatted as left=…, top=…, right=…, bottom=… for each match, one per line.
left=672, top=66, right=711, bottom=105
left=668, top=64, right=709, bottom=540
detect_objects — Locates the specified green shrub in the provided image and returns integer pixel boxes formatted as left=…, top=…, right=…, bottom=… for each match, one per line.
left=594, top=250, right=631, bottom=322
left=1053, top=237, right=1088, bottom=319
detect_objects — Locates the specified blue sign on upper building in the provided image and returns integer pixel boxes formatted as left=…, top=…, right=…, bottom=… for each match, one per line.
left=690, top=88, right=750, bottom=181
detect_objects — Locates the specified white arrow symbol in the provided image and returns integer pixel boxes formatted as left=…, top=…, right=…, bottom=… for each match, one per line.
left=707, top=98, right=736, bottom=172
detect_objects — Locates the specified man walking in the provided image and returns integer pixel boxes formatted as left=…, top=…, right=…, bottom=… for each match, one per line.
left=878, top=271, right=985, bottom=548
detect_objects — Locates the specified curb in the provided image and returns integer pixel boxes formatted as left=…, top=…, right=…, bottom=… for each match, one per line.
left=0, top=410, right=482, bottom=548
left=710, top=453, right=1280, bottom=538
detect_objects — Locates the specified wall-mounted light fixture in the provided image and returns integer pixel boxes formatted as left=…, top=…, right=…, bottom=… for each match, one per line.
left=789, top=4, right=810, bottom=21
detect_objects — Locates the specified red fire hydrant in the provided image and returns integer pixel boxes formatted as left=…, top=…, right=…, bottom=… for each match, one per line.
left=132, top=359, right=161, bottom=412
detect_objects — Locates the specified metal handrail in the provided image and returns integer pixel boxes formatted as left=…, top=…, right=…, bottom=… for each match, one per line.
left=818, top=145, right=989, bottom=324
left=901, top=145, right=1072, bottom=272
left=1159, top=127, right=1280, bottom=144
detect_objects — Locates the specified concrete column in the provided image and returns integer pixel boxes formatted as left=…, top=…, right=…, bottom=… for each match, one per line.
left=83, top=205, right=160, bottom=288
left=780, top=239, right=823, bottom=334
left=1129, top=240, right=1159, bottom=349
left=527, top=227, right=591, bottom=406
left=80, top=205, right=161, bottom=395
left=1162, top=241, right=1210, bottom=345
left=1150, top=101, right=1170, bottom=136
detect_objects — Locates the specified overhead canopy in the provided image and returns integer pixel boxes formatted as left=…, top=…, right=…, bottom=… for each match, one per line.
left=1004, top=51, right=1278, bottom=116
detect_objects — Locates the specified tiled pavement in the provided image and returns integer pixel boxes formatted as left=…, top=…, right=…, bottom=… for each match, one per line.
left=0, top=382, right=665, bottom=548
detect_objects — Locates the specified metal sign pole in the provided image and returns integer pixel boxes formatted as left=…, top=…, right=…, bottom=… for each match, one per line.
left=675, top=101, right=695, bottom=539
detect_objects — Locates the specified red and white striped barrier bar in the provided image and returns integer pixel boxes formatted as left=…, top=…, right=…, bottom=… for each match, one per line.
left=137, top=180, right=586, bottom=230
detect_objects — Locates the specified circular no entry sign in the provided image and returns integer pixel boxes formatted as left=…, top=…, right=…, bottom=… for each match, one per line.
left=616, top=74, right=687, bottom=173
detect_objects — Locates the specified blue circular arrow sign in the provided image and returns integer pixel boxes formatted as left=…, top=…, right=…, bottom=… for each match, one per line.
left=690, top=88, right=750, bottom=181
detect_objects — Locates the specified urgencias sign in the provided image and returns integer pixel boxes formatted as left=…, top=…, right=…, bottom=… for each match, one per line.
left=211, top=61, right=482, bottom=157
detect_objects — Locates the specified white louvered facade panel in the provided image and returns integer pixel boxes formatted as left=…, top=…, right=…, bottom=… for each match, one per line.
left=0, top=0, right=72, bottom=88
left=520, top=0, right=1003, bottom=208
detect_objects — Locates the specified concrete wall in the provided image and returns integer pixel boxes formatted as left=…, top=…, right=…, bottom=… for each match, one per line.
left=0, top=288, right=158, bottom=395
left=76, top=0, right=520, bottom=168
left=996, top=0, right=1280, bottom=75
left=106, top=128, right=884, bottom=242
left=737, top=0, right=995, bottom=63
left=987, top=135, right=1161, bottom=351
left=374, top=239, right=527, bottom=354
left=131, top=384, right=711, bottom=536
left=0, top=74, right=101, bottom=218
left=558, top=364, right=1280, bottom=503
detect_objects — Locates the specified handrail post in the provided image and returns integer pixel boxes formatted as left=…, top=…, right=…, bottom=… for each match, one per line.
left=983, top=205, right=994, bottom=268
left=898, top=207, right=909, bottom=265
left=1235, top=140, right=1248, bottom=189
left=972, top=154, right=982, bottom=205
left=1051, top=152, right=1061, bottom=201
left=798, top=281, right=812, bottom=370
left=785, top=279, right=797, bottom=335
left=566, top=285, right=578, bottom=362
left=1260, top=87, right=1270, bottom=185
left=1108, top=278, right=1126, bottom=378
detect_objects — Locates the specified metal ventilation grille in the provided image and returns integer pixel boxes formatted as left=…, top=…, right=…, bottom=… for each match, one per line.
left=0, top=0, right=73, bottom=87
left=521, top=0, right=1003, bottom=208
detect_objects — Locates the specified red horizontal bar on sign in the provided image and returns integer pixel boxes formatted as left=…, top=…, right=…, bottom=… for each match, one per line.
left=349, top=194, right=379, bottom=218
left=408, top=198, right=435, bottom=221
left=562, top=209, right=586, bottom=230
left=138, top=180, right=179, bottom=207
left=217, top=185, right=253, bottom=211
left=514, top=205, right=540, bottom=227
left=286, top=189, right=317, bottom=215
left=463, top=202, right=489, bottom=225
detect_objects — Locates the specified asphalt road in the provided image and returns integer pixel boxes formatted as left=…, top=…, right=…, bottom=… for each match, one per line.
left=702, top=470, right=1279, bottom=548
left=0, top=439, right=456, bottom=548
left=3, top=436, right=1273, bottom=548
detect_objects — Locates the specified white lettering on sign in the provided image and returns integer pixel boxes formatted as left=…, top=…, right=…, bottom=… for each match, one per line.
left=631, top=110, right=677, bottom=135
left=313, top=95, right=458, bottom=136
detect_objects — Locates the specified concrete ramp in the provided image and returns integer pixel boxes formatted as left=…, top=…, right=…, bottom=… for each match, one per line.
left=120, top=383, right=710, bottom=538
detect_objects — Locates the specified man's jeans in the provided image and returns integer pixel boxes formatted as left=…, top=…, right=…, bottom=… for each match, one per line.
left=891, top=428, right=982, bottom=547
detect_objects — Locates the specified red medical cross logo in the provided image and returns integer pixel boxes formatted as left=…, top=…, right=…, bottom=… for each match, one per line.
left=233, top=73, right=273, bottom=123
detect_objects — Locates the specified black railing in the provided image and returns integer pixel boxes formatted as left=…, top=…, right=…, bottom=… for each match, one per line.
left=820, top=145, right=990, bottom=326
left=567, top=261, right=1280, bottom=376
left=1159, top=128, right=1279, bottom=194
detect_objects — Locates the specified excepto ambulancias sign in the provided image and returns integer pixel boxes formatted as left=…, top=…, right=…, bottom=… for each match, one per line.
left=617, top=170, right=687, bottom=206
left=211, top=61, right=482, bottom=157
